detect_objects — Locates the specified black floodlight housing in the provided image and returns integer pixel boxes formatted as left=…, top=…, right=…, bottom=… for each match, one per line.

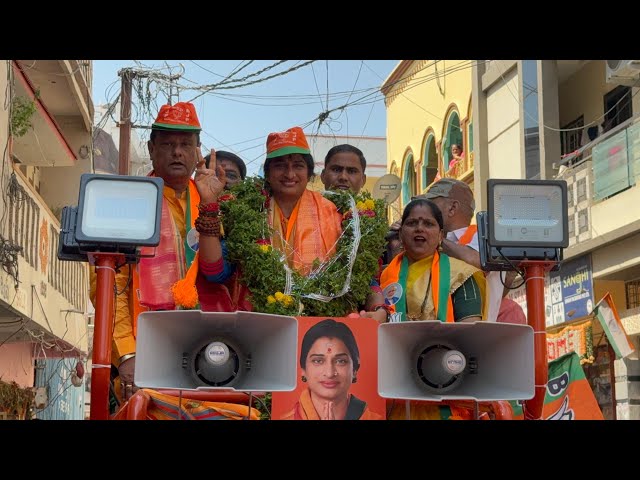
left=58, top=174, right=163, bottom=263
left=477, top=179, right=568, bottom=271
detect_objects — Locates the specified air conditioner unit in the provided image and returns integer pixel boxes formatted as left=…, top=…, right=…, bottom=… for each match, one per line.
left=606, top=60, right=640, bottom=85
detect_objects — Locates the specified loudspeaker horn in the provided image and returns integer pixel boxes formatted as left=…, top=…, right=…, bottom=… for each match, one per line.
left=135, top=310, right=298, bottom=392
left=378, top=320, right=534, bottom=402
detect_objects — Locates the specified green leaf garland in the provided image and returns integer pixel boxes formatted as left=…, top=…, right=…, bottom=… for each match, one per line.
left=220, top=177, right=388, bottom=317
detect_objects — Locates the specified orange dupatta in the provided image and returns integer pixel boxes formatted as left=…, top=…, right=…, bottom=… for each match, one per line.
left=269, top=189, right=342, bottom=275
left=131, top=179, right=200, bottom=336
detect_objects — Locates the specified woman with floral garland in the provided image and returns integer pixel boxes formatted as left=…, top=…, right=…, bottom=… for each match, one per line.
left=262, top=127, right=343, bottom=275
left=215, top=126, right=388, bottom=318
left=194, top=127, right=342, bottom=310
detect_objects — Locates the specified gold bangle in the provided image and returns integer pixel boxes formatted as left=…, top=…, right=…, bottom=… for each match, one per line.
left=118, top=353, right=136, bottom=364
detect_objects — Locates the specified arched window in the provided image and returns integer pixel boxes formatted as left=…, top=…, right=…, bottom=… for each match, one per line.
left=443, top=111, right=462, bottom=171
left=402, top=153, right=416, bottom=206
left=421, top=134, right=438, bottom=190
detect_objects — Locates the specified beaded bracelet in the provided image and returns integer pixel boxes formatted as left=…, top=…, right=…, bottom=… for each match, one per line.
left=195, top=216, right=221, bottom=237
left=199, top=202, right=220, bottom=213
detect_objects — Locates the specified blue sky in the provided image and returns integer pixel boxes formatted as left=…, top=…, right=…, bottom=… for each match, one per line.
left=92, top=60, right=399, bottom=176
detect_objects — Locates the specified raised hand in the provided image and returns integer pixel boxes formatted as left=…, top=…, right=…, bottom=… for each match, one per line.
left=194, top=148, right=227, bottom=204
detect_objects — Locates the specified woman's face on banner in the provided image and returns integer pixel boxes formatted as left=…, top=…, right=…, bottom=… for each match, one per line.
left=302, top=336, right=354, bottom=403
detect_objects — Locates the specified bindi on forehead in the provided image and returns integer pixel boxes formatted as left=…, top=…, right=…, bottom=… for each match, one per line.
left=316, top=338, right=336, bottom=354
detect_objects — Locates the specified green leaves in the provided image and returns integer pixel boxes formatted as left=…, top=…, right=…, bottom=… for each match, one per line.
left=10, top=94, right=38, bottom=138
left=221, top=178, right=388, bottom=317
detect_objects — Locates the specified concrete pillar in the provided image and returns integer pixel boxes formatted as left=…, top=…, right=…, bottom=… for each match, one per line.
left=538, top=60, right=562, bottom=180
left=472, top=60, right=490, bottom=211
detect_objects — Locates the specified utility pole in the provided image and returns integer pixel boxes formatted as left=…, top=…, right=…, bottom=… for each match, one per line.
left=117, top=68, right=133, bottom=176
left=117, top=67, right=180, bottom=176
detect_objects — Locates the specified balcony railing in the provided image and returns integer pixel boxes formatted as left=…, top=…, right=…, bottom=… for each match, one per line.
left=443, top=150, right=474, bottom=180
left=557, top=115, right=640, bottom=248
left=558, top=115, right=640, bottom=199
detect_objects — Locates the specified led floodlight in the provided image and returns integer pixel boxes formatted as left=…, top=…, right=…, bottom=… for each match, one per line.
left=58, top=174, right=163, bottom=263
left=477, top=179, right=568, bottom=271
left=488, top=179, right=568, bottom=248
left=75, top=174, right=163, bottom=247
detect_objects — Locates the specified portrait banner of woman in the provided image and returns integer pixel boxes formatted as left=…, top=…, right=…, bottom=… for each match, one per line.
left=271, top=317, right=385, bottom=420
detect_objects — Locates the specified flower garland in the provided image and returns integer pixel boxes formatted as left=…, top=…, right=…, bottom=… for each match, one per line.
left=220, top=177, right=388, bottom=317
left=547, top=320, right=594, bottom=365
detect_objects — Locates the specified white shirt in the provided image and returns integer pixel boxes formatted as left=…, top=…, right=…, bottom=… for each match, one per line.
left=449, top=226, right=501, bottom=322
left=447, top=227, right=479, bottom=252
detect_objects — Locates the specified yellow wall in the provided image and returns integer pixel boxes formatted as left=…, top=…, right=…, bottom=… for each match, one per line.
left=385, top=60, right=473, bottom=201
left=594, top=280, right=627, bottom=311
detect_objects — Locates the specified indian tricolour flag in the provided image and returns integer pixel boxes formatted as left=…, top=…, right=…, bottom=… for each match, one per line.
left=511, top=351, right=604, bottom=420
left=593, top=292, right=635, bottom=359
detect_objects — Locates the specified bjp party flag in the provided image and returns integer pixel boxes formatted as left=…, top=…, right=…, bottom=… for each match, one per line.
left=593, top=292, right=635, bottom=359
left=511, top=352, right=604, bottom=420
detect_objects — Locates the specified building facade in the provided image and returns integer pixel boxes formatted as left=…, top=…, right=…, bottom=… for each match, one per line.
left=381, top=60, right=475, bottom=222
left=384, top=59, right=640, bottom=419
left=0, top=60, right=93, bottom=420
left=470, top=59, right=640, bottom=419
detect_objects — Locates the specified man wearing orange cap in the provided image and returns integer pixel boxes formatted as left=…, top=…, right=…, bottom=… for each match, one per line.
left=90, top=102, right=237, bottom=404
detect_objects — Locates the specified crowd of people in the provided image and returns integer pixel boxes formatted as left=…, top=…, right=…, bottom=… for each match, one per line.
left=91, top=101, right=526, bottom=418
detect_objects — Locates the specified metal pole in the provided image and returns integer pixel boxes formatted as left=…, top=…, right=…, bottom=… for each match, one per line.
left=607, top=343, right=618, bottom=420
left=522, top=262, right=548, bottom=420
left=118, top=69, right=132, bottom=176
left=89, top=254, right=117, bottom=420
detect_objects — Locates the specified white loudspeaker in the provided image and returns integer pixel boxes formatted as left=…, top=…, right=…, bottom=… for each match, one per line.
left=134, top=310, right=298, bottom=392
left=378, top=320, right=534, bottom=402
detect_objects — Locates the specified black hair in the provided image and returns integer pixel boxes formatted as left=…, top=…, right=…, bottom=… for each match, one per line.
left=264, top=153, right=315, bottom=180
left=204, top=150, right=247, bottom=179
left=299, top=319, right=360, bottom=371
left=401, top=198, right=444, bottom=231
left=383, top=229, right=402, bottom=265
left=384, top=229, right=400, bottom=242
left=149, top=128, right=201, bottom=146
left=324, top=144, right=367, bottom=171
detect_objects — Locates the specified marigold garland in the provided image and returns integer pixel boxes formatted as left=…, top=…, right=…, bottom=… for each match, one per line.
left=220, top=177, right=388, bottom=317
left=171, top=251, right=200, bottom=309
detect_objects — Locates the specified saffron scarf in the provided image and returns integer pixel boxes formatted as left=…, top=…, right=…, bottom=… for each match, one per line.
left=132, top=179, right=200, bottom=333
left=380, top=251, right=454, bottom=323
left=458, top=225, right=477, bottom=246
left=269, top=189, right=342, bottom=275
